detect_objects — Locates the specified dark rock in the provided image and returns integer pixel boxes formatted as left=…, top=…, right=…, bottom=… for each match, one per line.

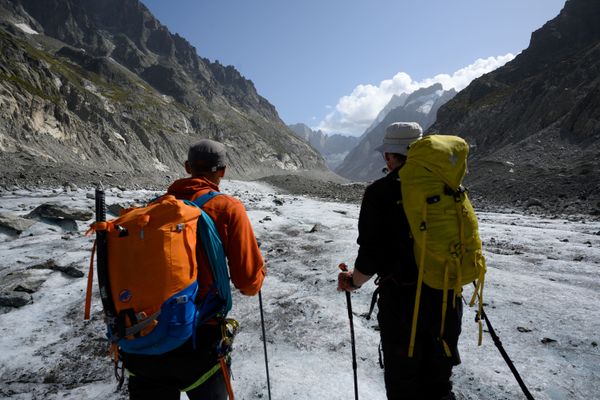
left=308, top=224, right=322, bottom=233
left=54, top=265, right=85, bottom=278
left=28, top=260, right=84, bottom=278
left=107, top=203, right=126, bottom=216
left=525, top=198, right=544, bottom=208
left=27, top=203, right=93, bottom=221
left=29, top=259, right=60, bottom=270
left=0, top=212, right=36, bottom=234
left=541, top=337, right=557, bottom=344
left=517, top=326, right=532, bottom=333
left=0, top=291, right=33, bottom=308
left=13, top=284, right=38, bottom=294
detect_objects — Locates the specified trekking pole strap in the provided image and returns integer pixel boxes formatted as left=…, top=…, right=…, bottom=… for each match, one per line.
left=409, top=204, right=428, bottom=358
left=366, top=287, right=379, bottom=320
left=84, top=240, right=96, bottom=320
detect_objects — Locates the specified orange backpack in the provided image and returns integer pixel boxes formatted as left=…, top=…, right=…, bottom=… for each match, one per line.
left=84, top=192, right=231, bottom=355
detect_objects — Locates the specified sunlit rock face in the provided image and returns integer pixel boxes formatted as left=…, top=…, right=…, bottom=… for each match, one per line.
left=0, top=0, right=327, bottom=188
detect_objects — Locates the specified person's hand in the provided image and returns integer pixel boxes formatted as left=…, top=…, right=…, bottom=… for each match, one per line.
left=337, top=267, right=360, bottom=292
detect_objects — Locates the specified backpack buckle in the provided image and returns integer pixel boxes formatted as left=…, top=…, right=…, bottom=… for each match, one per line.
left=176, top=295, right=189, bottom=304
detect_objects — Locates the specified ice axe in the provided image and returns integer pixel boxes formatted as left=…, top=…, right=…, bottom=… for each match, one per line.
left=339, top=263, right=359, bottom=400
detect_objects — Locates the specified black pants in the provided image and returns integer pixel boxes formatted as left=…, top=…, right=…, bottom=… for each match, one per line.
left=377, top=283, right=462, bottom=400
left=122, top=323, right=228, bottom=400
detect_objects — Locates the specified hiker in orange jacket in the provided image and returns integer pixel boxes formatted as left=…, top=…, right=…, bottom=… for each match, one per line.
left=122, top=139, right=266, bottom=400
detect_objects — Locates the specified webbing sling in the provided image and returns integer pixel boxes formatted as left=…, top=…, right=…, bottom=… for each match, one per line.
left=180, top=362, right=222, bottom=393
left=408, top=203, right=428, bottom=358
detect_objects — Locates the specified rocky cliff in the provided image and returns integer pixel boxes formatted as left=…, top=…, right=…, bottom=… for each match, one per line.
left=0, top=0, right=326, bottom=188
left=336, top=84, right=456, bottom=181
left=429, top=0, right=600, bottom=214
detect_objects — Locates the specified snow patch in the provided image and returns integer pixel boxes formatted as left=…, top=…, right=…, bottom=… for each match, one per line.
left=416, top=99, right=434, bottom=114
left=14, top=23, right=38, bottom=35
left=152, top=157, right=170, bottom=172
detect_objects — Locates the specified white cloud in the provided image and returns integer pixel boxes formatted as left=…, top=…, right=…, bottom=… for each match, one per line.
left=316, top=54, right=515, bottom=136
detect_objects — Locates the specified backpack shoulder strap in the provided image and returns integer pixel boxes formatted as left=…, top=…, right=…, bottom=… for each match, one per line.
left=187, top=191, right=232, bottom=320
left=192, top=191, right=222, bottom=208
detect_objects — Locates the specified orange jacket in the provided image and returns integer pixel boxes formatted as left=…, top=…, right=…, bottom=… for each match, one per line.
left=167, top=177, right=265, bottom=297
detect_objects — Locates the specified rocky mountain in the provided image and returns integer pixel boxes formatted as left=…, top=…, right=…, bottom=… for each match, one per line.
left=429, top=0, right=600, bottom=214
left=288, top=123, right=359, bottom=169
left=363, top=92, right=409, bottom=135
left=335, top=84, right=456, bottom=181
left=0, top=0, right=327, bottom=189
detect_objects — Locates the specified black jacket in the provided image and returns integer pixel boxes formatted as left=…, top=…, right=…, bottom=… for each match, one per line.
left=354, top=167, right=417, bottom=283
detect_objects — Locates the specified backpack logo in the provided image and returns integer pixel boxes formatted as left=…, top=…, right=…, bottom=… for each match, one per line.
left=448, top=152, right=458, bottom=166
left=118, top=290, right=132, bottom=303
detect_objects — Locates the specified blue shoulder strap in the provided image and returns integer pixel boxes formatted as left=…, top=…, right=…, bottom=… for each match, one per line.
left=193, top=191, right=221, bottom=208
left=187, top=192, right=232, bottom=319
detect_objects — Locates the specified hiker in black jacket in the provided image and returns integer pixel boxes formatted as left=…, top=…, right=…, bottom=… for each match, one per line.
left=338, top=122, right=462, bottom=400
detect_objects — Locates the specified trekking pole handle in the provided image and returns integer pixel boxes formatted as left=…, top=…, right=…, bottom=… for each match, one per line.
left=95, top=186, right=106, bottom=222
left=339, top=263, right=349, bottom=272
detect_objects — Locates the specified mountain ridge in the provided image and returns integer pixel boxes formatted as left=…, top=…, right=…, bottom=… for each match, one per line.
left=0, top=0, right=327, bottom=189
left=429, top=0, right=600, bottom=214
left=335, top=83, right=457, bottom=181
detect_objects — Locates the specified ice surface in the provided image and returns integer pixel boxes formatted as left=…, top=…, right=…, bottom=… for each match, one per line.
left=0, top=180, right=598, bottom=399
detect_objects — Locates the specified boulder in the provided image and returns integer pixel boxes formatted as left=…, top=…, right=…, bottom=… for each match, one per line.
left=0, top=291, right=33, bottom=308
left=27, top=203, right=93, bottom=221
left=0, top=212, right=36, bottom=234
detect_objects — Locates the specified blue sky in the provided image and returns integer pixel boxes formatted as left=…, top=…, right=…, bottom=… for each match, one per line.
left=141, top=0, right=566, bottom=136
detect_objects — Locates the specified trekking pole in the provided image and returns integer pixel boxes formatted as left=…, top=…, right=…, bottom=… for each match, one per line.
left=339, top=263, right=359, bottom=400
left=471, top=284, right=535, bottom=400
left=480, top=307, right=535, bottom=400
left=258, top=290, right=272, bottom=400
left=95, top=186, right=117, bottom=329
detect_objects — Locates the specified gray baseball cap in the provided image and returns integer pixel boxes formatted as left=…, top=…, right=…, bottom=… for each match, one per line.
left=187, top=139, right=227, bottom=172
left=375, top=122, right=423, bottom=155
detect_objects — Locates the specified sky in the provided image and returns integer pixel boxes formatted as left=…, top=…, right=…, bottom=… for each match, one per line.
left=1, top=182, right=599, bottom=399
left=140, top=0, right=567, bottom=136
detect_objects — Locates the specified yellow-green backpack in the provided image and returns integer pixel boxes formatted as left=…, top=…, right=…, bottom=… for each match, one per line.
left=399, top=134, right=486, bottom=357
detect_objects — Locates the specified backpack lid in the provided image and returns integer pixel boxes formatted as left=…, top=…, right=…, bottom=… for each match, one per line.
left=406, top=135, right=469, bottom=189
